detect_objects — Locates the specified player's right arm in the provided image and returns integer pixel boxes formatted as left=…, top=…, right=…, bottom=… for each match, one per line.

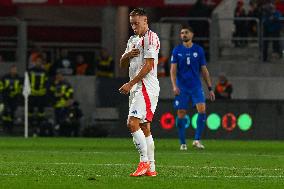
left=120, top=37, right=140, bottom=68
left=170, top=64, right=180, bottom=96
left=170, top=49, right=180, bottom=96
left=119, top=49, right=140, bottom=68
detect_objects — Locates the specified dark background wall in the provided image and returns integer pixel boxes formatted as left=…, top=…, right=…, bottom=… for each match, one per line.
left=94, top=78, right=284, bottom=140
left=103, top=99, right=284, bottom=140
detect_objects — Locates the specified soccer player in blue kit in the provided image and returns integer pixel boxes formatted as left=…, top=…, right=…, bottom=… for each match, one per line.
left=170, top=26, right=215, bottom=150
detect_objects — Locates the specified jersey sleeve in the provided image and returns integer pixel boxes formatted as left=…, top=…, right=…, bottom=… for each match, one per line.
left=199, top=47, right=207, bottom=66
left=170, top=48, right=178, bottom=64
left=143, top=32, right=157, bottom=59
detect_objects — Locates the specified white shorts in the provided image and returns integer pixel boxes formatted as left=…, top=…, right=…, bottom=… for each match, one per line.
left=128, top=91, right=158, bottom=123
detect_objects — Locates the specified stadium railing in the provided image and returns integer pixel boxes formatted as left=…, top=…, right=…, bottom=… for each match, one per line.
left=0, top=17, right=101, bottom=74
left=159, top=17, right=211, bottom=60
left=212, top=17, right=261, bottom=63
left=158, top=16, right=284, bottom=64
left=260, top=17, right=284, bottom=62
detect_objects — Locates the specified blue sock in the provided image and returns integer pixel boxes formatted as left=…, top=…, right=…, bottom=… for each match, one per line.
left=177, top=118, right=187, bottom=144
left=195, top=113, right=206, bottom=140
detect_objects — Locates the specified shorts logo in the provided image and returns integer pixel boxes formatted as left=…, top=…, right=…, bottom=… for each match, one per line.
left=131, top=110, right=138, bottom=114
left=175, top=100, right=179, bottom=106
left=193, top=52, right=198, bottom=57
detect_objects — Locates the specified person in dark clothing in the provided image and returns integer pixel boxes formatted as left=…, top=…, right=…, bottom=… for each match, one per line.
left=51, top=49, right=75, bottom=76
left=262, top=4, right=282, bottom=61
left=234, top=0, right=248, bottom=47
left=50, top=71, right=75, bottom=136
left=247, top=1, right=261, bottom=38
left=96, top=48, right=115, bottom=78
left=187, top=0, right=213, bottom=60
left=28, top=54, right=49, bottom=136
left=64, top=101, right=83, bottom=137
left=0, top=65, right=23, bottom=134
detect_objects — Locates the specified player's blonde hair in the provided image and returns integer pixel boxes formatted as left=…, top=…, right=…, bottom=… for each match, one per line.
left=129, top=8, right=147, bottom=17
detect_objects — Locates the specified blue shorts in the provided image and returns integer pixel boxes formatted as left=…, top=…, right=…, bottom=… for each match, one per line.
left=173, top=87, right=205, bottom=110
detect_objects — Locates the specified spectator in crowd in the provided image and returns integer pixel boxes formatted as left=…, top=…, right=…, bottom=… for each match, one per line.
left=28, top=44, right=43, bottom=69
left=64, top=101, right=83, bottom=137
left=247, top=0, right=261, bottom=38
left=50, top=71, right=75, bottom=136
left=75, top=54, right=94, bottom=75
left=28, top=54, right=49, bottom=136
left=41, top=52, right=53, bottom=76
left=262, top=3, right=282, bottom=61
left=96, top=48, right=114, bottom=78
left=187, top=0, right=212, bottom=60
left=0, top=65, right=23, bottom=135
left=214, top=74, right=233, bottom=99
left=51, top=48, right=74, bottom=76
left=157, top=53, right=169, bottom=78
left=234, top=0, right=248, bottom=47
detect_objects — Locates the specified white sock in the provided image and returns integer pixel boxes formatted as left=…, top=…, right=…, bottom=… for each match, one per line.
left=146, top=135, right=155, bottom=172
left=131, top=129, right=148, bottom=162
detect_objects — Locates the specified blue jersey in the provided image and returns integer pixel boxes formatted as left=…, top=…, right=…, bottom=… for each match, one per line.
left=171, top=43, right=206, bottom=91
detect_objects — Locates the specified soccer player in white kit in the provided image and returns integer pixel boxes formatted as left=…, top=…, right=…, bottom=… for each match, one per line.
left=119, top=8, right=160, bottom=177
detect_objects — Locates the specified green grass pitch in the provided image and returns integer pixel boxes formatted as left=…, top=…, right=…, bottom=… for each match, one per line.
left=0, top=137, right=283, bottom=189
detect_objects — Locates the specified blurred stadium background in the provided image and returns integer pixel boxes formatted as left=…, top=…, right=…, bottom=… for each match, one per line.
left=0, top=0, right=283, bottom=188
left=0, top=0, right=283, bottom=139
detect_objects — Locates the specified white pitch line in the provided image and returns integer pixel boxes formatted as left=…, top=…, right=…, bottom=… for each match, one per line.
left=67, top=174, right=84, bottom=177
left=0, top=161, right=131, bottom=167
left=93, top=175, right=284, bottom=178
left=165, top=165, right=284, bottom=171
left=171, top=175, right=284, bottom=178
left=176, top=152, right=284, bottom=158
left=11, top=150, right=105, bottom=154
left=0, top=173, right=283, bottom=179
left=6, top=150, right=284, bottom=158
left=0, top=173, right=18, bottom=176
left=0, top=161, right=283, bottom=172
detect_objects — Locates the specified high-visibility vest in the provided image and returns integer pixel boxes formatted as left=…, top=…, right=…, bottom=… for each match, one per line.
left=96, top=57, right=114, bottom=78
left=0, top=74, right=22, bottom=98
left=50, top=81, right=73, bottom=108
left=29, top=67, right=48, bottom=96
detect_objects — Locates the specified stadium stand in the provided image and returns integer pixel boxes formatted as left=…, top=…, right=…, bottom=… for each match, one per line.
left=0, top=0, right=283, bottom=137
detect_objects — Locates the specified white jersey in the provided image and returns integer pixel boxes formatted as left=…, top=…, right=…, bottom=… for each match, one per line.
left=123, top=30, right=160, bottom=96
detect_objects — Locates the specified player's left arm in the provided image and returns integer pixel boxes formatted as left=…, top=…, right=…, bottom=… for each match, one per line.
left=201, top=65, right=215, bottom=101
left=119, top=58, right=153, bottom=95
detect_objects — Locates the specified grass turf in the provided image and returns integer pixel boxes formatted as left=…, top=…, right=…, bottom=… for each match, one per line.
left=0, top=137, right=283, bottom=189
